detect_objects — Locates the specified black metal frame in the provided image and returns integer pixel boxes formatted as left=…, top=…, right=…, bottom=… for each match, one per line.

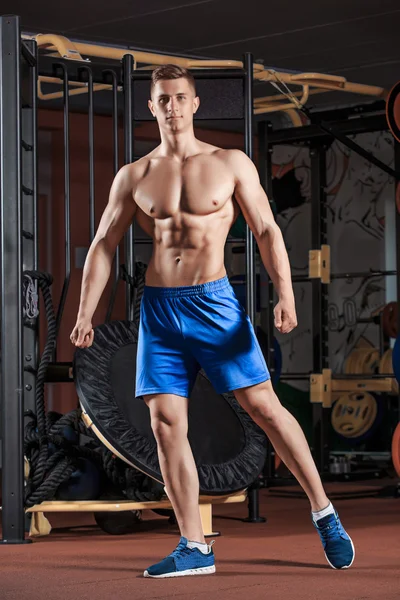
left=53, top=63, right=71, bottom=342
left=257, top=109, right=399, bottom=483
left=300, top=106, right=400, bottom=181
left=309, top=143, right=330, bottom=474
left=77, top=66, right=96, bottom=243
left=0, top=14, right=30, bottom=544
left=21, top=38, right=39, bottom=419
left=105, top=69, right=121, bottom=322
left=123, top=54, right=135, bottom=320
left=269, top=114, right=389, bottom=145
left=257, top=121, right=278, bottom=481
left=242, top=53, right=266, bottom=524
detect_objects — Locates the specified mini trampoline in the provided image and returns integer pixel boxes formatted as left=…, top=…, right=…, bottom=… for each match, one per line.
left=74, top=320, right=267, bottom=495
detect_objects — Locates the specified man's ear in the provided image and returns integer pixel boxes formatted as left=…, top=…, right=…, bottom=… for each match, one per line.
left=193, top=96, right=200, bottom=115
left=148, top=99, right=156, bottom=117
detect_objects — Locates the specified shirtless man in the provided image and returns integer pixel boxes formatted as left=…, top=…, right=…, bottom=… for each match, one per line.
left=70, top=65, right=354, bottom=577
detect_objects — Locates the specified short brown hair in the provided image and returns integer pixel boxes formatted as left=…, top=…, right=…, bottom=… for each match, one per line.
left=150, top=64, right=196, bottom=97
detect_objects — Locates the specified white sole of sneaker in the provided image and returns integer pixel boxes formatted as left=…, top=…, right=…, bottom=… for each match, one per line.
left=325, top=536, right=355, bottom=570
left=143, top=565, right=216, bottom=578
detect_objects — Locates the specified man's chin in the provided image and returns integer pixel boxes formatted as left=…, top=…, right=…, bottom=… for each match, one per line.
left=166, top=120, right=186, bottom=132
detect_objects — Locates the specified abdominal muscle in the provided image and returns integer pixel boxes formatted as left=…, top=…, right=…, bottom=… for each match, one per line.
left=138, top=210, right=235, bottom=288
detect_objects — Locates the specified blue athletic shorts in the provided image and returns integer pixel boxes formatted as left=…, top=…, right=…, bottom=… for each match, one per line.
left=135, top=275, right=270, bottom=398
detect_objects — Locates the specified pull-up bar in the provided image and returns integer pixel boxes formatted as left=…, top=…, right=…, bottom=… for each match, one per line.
left=23, top=32, right=388, bottom=117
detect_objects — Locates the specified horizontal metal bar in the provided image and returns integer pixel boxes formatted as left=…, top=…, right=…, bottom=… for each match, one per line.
left=268, top=114, right=388, bottom=145
left=333, top=373, right=395, bottom=380
left=38, top=55, right=123, bottom=86
left=45, top=362, right=73, bottom=382
left=357, top=317, right=381, bottom=324
left=291, top=275, right=310, bottom=283
left=292, top=269, right=397, bottom=283
left=290, top=100, right=385, bottom=123
left=329, top=451, right=391, bottom=458
left=227, top=237, right=245, bottom=244
left=331, top=270, right=397, bottom=279
left=281, top=373, right=395, bottom=381
left=131, top=69, right=245, bottom=81
left=280, top=373, right=311, bottom=380
left=305, top=111, right=400, bottom=180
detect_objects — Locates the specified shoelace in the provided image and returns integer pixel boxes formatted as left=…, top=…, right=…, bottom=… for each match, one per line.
left=171, top=544, right=194, bottom=558
left=318, top=516, right=342, bottom=541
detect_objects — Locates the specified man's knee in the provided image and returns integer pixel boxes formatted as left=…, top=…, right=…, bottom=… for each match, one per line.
left=234, top=380, right=282, bottom=426
left=151, top=414, right=187, bottom=442
left=249, top=401, right=281, bottom=426
left=144, top=395, right=188, bottom=442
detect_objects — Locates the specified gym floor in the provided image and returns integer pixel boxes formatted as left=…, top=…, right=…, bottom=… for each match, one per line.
left=1, top=481, right=399, bottom=600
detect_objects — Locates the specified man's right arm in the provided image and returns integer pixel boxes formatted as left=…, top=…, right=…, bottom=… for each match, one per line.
left=76, top=164, right=138, bottom=325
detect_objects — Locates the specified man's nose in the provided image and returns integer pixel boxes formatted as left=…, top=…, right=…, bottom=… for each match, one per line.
left=168, top=97, right=179, bottom=112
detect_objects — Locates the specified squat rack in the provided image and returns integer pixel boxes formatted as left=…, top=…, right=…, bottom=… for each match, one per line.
left=259, top=114, right=400, bottom=480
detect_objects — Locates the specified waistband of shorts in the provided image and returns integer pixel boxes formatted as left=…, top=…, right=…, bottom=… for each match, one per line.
left=143, top=275, right=231, bottom=298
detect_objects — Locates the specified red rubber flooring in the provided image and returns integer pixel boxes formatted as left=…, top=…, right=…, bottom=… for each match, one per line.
left=1, top=482, right=399, bottom=600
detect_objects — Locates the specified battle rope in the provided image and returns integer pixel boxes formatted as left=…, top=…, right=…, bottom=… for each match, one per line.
left=23, top=265, right=162, bottom=509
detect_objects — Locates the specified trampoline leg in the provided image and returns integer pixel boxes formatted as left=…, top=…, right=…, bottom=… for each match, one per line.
left=200, top=503, right=220, bottom=538
left=243, top=485, right=266, bottom=524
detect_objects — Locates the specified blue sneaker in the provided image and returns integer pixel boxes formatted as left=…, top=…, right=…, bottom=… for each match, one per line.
left=312, top=509, right=355, bottom=569
left=144, top=537, right=216, bottom=578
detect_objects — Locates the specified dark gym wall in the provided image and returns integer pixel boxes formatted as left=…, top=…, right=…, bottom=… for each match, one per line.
left=271, top=133, right=395, bottom=386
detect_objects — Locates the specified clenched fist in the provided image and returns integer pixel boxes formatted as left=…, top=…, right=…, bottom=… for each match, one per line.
left=70, top=318, right=94, bottom=348
left=274, top=298, right=297, bottom=334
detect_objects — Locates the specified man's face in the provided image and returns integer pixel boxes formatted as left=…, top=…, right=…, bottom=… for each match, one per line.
left=148, top=77, right=199, bottom=133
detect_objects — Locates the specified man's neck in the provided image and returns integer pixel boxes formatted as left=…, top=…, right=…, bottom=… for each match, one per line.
left=158, top=129, right=201, bottom=161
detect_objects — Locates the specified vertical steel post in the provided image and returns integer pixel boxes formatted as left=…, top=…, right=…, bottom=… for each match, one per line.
left=258, top=121, right=277, bottom=381
left=105, top=70, right=120, bottom=322
left=21, top=39, right=38, bottom=417
left=54, top=64, right=71, bottom=339
left=243, top=53, right=265, bottom=523
left=310, top=143, right=330, bottom=474
left=0, top=14, right=29, bottom=544
left=78, top=66, right=95, bottom=243
left=244, top=53, right=256, bottom=325
left=123, top=54, right=135, bottom=320
left=258, top=120, right=277, bottom=480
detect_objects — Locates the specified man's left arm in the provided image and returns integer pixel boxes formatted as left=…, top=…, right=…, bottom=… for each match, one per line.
left=228, top=150, right=297, bottom=334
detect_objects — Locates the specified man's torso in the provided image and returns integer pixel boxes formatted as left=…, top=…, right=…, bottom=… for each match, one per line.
left=132, top=144, right=240, bottom=287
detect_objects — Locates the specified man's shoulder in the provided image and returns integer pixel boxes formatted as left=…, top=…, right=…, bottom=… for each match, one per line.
left=215, top=148, right=251, bottom=168
left=200, top=145, right=245, bottom=162
left=122, top=155, right=152, bottom=180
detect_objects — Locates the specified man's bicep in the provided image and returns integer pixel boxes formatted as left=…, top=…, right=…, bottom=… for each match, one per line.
left=95, top=166, right=137, bottom=250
